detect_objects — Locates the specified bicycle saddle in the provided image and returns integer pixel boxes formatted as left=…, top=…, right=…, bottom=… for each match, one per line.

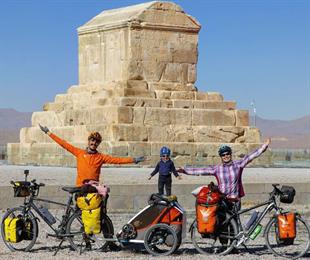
left=62, top=186, right=81, bottom=194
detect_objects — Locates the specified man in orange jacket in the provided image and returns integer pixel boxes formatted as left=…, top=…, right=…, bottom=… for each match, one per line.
left=39, top=124, right=144, bottom=187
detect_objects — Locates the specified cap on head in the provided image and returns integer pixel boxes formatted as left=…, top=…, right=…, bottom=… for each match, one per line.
left=88, top=132, right=102, bottom=144
left=218, top=145, right=232, bottom=156
left=160, top=146, right=171, bottom=157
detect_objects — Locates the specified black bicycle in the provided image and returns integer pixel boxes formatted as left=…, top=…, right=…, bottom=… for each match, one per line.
left=1, top=170, right=114, bottom=254
left=190, top=184, right=310, bottom=259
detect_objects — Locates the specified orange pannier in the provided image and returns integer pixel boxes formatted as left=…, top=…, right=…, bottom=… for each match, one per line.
left=278, top=212, right=296, bottom=240
left=196, top=204, right=218, bottom=234
left=196, top=183, right=221, bottom=205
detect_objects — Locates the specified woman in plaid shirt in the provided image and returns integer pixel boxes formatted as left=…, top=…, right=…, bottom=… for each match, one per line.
left=178, top=138, right=271, bottom=206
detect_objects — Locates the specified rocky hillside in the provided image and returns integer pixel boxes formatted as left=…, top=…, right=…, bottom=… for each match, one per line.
left=0, top=109, right=32, bottom=145
left=253, top=116, right=310, bottom=149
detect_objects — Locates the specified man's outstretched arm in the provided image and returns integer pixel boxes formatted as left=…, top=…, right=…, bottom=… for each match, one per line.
left=39, top=124, right=81, bottom=156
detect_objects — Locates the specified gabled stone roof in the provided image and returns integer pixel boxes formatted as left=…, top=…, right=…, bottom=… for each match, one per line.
left=78, top=1, right=201, bottom=34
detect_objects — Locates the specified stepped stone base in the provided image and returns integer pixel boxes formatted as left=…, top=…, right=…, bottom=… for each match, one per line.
left=7, top=2, right=270, bottom=167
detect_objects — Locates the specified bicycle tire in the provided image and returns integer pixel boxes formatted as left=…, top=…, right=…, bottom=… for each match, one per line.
left=66, top=211, right=114, bottom=251
left=265, top=214, right=310, bottom=259
left=191, top=213, right=238, bottom=255
left=1, top=207, right=38, bottom=252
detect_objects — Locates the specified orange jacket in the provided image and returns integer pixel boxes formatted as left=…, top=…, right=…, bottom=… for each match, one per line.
left=48, top=133, right=134, bottom=187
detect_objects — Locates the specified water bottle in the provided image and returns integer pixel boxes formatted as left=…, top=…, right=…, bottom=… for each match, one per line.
left=39, top=206, right=56, bottom=224
left=245, top=211, right=259, bottom=230
left=250, top=224, right=262, bottom=240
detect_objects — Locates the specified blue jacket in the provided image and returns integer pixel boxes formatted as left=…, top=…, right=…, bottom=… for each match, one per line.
left=150, top=159, right=179, bottom=177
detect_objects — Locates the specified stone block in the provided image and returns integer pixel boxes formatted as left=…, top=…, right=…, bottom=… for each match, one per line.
left=31, top=111, right=62, bottom=127
left=192, top=101, right=236, bottom=110
left=173, top=100, right=193, bottom=109
left=155, top=90, right=171, bottom=99
left=128, top=141, right=151, bottom=156
left=133, top=107, right=146, bottom=124
left=160, top=100, right=173, bottom=108
left=195, top=92, right=223, bottom=102
left=171, top=91, right=195, bottom=100
left=161, top=63, right=189, bottom=83
left=119, top=97, right=160, bottom=107
left=235, top=110, right=249, bottom=126
left=110, top=124, right=148, bottom=142
left=241, top=127, right=261, bottom=143
left=193, top=126, right=245, bottom=143
left=188, top=64, right=197, bottom=83
left=149, top=82, right=196, bottom=92
left=43, top=102, right=65, bottom=113
left=192, top=109, right=235, bottom=126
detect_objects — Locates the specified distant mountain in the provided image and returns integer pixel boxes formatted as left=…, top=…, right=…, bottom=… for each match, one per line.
left=252, top=115, right=310, bottom=149
left=0, top=109, right=32, bottom=145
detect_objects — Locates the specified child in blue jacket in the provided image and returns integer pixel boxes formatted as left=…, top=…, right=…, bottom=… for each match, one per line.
left=148, top=146, right=181, bottom=196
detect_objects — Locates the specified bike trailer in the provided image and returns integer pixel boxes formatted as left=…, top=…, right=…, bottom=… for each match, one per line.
left=117, top=193, right=186, bottom=244
left=277, top=212, right=296, bottom=243
left=77, top=193, right=102, bottom=210
left=4, top=217, right=24, bottom=243
left=82, top=207, right=102, bottom=235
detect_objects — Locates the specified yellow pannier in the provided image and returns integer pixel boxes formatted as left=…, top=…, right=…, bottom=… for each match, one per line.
left=4, top=217, right=24, bottom=243
left=82, top=207, right=101, bottom=235
left=76, top=193, right=102, bottom=210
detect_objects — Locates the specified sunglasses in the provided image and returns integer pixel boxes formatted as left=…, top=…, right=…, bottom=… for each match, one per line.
left=161, top=155, right=169, bottom=158
left=221, top=152, right=231, bottom=157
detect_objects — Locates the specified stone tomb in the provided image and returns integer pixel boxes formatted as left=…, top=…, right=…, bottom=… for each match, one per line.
left=8, top=1, right=269, bottom=166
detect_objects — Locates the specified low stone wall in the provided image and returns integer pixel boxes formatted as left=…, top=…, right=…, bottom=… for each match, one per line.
left=2, top=183, right=309, bottom=212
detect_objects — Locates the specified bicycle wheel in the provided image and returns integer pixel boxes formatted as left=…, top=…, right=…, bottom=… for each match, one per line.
left=144, top=223, right=178, bottom=256
left=191, top=213, right=238, bottom=255
left=265, top=215, right=310, bottom=259
left=1, top=207, right=38, bottom=252
left=66, top=211, right=114, bottom=251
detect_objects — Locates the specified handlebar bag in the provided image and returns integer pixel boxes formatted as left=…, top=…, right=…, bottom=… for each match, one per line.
left=4, top=217, right=24, bottom=243
left=82, top=207, right=101, bottom=235
left=278, top=212, right=296, bottom=243
left=280, top=186, right=295, bottom=204
left=196, top=204, right=218, bottom=234
left=13, top=181, right=31, bottom=197
left=77, top=193, right=102, bottom=210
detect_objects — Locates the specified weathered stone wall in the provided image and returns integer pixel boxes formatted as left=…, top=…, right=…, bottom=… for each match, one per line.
left=7, top=1, right=270, bottom=167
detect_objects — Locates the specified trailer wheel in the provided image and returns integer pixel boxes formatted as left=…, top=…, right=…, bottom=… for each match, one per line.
left=144, top=223, right=178, bottom=256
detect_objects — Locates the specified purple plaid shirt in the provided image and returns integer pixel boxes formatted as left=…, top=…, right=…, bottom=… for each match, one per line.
left=184, top=143, right=268, bottom=199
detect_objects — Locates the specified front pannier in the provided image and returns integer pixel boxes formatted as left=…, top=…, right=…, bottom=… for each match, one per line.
left=280, top=186, right=295, bottom=204
left=4, top=217, right=24, bottom=243
left=13, top=181, right=31, bottom=197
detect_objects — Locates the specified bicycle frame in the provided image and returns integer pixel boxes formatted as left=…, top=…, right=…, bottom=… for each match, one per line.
left=20, top=192, right=77, bottom=236
left=224, top=195, right=281, bottom=241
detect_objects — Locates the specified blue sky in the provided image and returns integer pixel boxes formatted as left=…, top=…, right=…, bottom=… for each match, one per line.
left=0, top=0, right=309, bottom=120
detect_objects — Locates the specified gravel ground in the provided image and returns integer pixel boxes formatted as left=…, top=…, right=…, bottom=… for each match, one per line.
left=1, top=207, right=310, bottom=260
left=1, top=165, right=310, bottom=258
